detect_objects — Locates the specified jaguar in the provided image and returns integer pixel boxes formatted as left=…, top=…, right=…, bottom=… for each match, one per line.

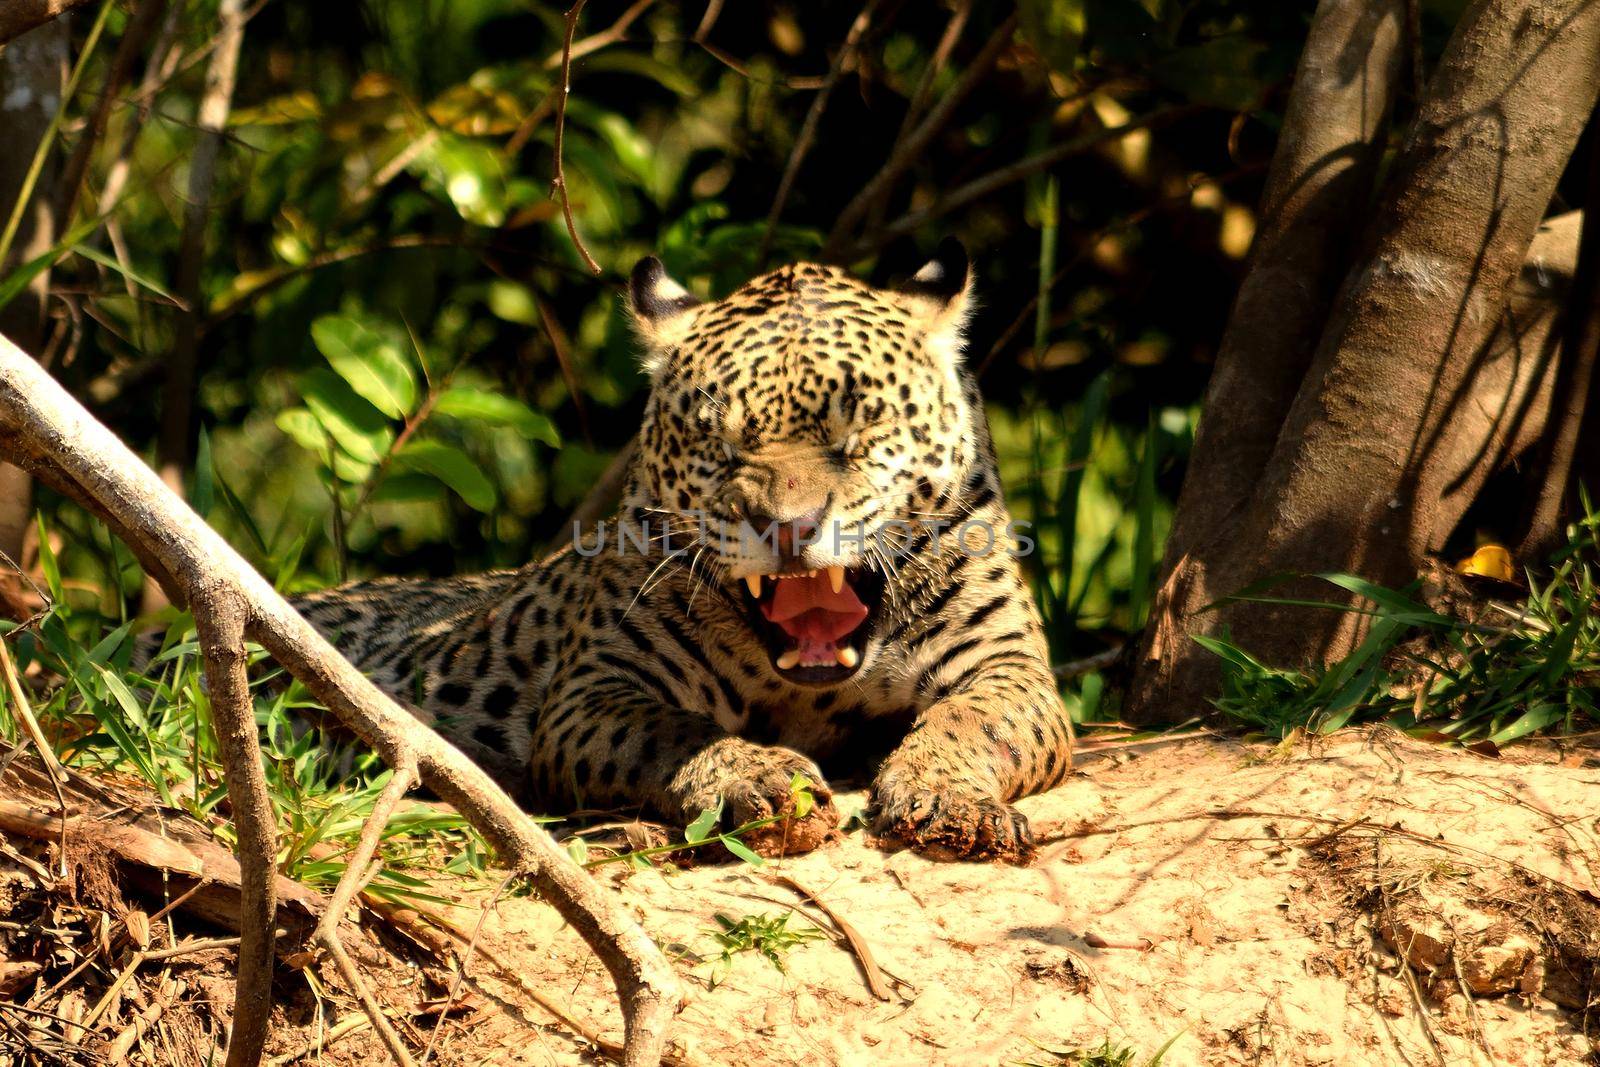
left=292, top=241, right=1073, bottom=861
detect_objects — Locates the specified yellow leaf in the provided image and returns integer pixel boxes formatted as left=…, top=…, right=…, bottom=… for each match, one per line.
left=1456, top=544, right=1514, bottom=581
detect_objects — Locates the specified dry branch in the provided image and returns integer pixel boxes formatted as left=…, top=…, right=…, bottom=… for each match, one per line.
left=312, top=761, right=419, bottom=1067
left=552, top=0, right=603, bottom=276
left=822, top=9, right=1013, bottom=260
left=0, top=0, right=94, bottom=47
left=758, top=0, right=885, bottom=268
left=192, top=591, right=276, bottom=1067
left=0, top=758, right=326, bottom=940
left=0, top=335, right=682, bottom=1064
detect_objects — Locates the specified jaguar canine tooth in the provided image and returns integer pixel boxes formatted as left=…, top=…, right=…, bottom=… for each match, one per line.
left=835, top=645, right=860, bottom=669
left=776, top=648, right=801, bottom=670
left=826, top=565, right=845, bottom=593
left=744, top=573, right=762, bottom=597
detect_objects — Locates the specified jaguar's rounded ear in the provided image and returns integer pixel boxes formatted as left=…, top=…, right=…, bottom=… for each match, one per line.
left=629, top=256, right=699, bottom=331
left=898, top=238, right=970, bottom=307
left=628, top=256, right=701, bottom=375
left=894, top=238, right=974, bottom=362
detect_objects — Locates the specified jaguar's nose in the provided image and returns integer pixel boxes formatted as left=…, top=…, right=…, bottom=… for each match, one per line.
left=746, top=508, right=823, bottom=565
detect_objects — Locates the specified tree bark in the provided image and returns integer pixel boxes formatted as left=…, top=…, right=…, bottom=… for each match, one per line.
left=0, top=335, right=682, bottom=1065
left=1152, top=0, right=1405, bottom=584
left=0, top=0, right=94, bottom=47
left=1130, top=0, right=1600, bottom=723
left=0, top=18, right=67, bottom=596
left=1131, top=0, right=1406, bottom=719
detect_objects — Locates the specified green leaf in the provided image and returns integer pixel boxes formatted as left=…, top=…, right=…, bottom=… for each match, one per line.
left=789, top=772, right=814, bottom=820
left=368, top=472, right=447, bottom=505
left=70, top=243, right=176, bottom=303
left=722, top=838, right=765, bottom=866
left=276, top=408, right=332, bottom=459
left=1489, top=703, right=1564, bottom=744
left=393, top=440, right=496, bottom=511
left=684, top=798, right=723, bottom=844
left=299, top=368, right=394, bottom=465
left=566, top=835, right=590, bottom=866
left=435, top=386, right=560, bottom=446
left=486, top=280, right=539, bottom=325
left=34, top=515, right=63, bottom=603
left=0, top=215, right=102, bottom=314
left=312, top=314, right=416, bottom=419
left=419, top=136, right=507, bottom=227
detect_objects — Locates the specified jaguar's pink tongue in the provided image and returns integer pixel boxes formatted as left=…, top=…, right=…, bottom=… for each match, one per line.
left=761, top=573, right=868, bottom=664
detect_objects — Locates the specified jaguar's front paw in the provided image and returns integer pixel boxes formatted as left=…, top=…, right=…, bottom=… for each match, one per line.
left=671, top=739, right=838, bottom=856
left=869, top=782, right=1034, bottom=863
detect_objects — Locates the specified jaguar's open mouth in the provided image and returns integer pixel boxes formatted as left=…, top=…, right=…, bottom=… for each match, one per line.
left=737, top=566, right=886, bottom=685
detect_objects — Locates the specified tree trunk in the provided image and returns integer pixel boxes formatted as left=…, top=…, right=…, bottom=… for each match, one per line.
left=0, top=18, right=67, bottom=608
left=1130, top=0, right=1600, bottom=724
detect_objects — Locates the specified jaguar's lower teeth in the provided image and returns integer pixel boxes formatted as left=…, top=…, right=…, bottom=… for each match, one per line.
left=835, top=645, right=859, bottom=668
left=776, top=649, right=801, bottom=670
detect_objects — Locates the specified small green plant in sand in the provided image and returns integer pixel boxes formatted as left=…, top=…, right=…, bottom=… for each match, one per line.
left=1017, top=1030, right=1184, bottom=1066
left=703, top=911, right=826, bottom=988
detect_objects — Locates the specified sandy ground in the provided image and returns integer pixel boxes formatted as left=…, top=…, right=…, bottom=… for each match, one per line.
left=8, top=728, right=1598, bottom=1066
left=364, top=729, right=1600, bottom=1067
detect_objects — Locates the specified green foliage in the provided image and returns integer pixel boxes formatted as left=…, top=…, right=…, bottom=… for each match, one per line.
left=1200, top=512, right=1600, bottom=742
left=6, top=0, right=1561, bottom=899
left=1016, top=1029, right=1185, bottom=1067
left=0, top=562, right=486, bottom=900
left=704, top=911, right=825, bottom=988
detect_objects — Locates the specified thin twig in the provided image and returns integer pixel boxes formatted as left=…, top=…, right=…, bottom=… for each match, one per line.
left=770, top=874, right=891, bottom=1001
left=106, top=975, right=184, bottom=1062
left=313, top=760, right=420, bottom=1067
left=55, top=0, right=169, bottom=228
left=824, top=8, right=1011, bottom=259
left=532, top=292, right=593, bottom=447
left=758, top=0, right=885, bottom=269
left=265, top=1015, right=372, bottom=1067
left=692, top=0, right=723, bottom=41
left=0, top=634, right=67, bottom=875
left=839, top=106, right=1199, bottom=261
left=417, top=872, right=517, bottom=1067
left=1051, top=646, right=1122, bottom=680
left=552, top=0, right=603, bottom=276
left=543, top=0, right=657, bottom=68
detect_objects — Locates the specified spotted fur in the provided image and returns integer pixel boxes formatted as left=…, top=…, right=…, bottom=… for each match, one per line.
left=294, top=245, right=1073, bottom=860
